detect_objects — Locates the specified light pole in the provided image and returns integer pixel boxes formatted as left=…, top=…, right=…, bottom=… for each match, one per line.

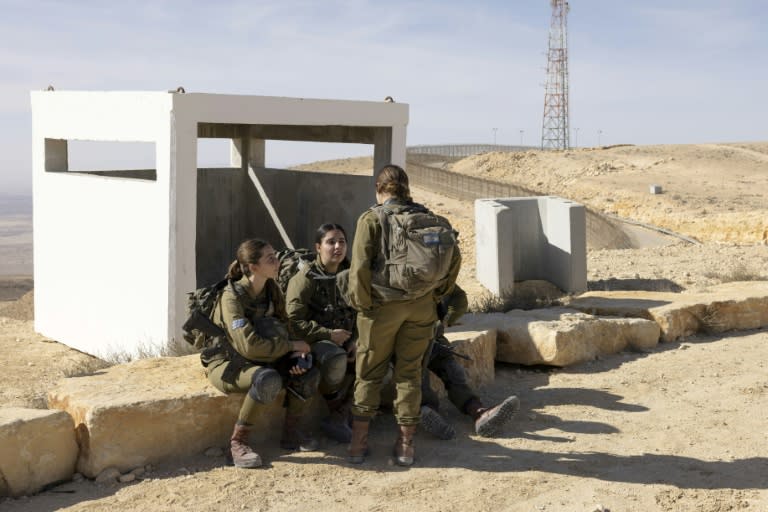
left=597, top=129, right=603, bottom=147
left=573, top=127, right=579, bottom=148
left=519, top=130, right=524, bottom=146
left=492, top=127, right=498, bottom=145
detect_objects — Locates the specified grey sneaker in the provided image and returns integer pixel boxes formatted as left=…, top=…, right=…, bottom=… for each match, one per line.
left=474, top=396, right=520, bottom=437
left=420, top=405, right=455, bottom=440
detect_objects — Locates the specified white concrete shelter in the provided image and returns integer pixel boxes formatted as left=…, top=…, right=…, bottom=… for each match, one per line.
left=30, top=90, right=408, bottom=358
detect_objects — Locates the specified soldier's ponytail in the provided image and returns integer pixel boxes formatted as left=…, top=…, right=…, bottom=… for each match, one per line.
left=226, top=259, right=243, bottom=280
left=375, top=164, right=411, bottom=201
left=225, top=239, right=271, bottom=280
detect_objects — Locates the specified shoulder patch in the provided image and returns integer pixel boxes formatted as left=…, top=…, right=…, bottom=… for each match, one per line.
left=231, top=318, right=247, bottom=330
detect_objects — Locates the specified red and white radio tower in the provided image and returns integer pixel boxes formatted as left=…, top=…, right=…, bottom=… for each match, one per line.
left=541, top=0, right=570, bottom=150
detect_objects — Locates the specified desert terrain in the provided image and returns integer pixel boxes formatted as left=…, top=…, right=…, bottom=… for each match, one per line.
left=1, top=142, right=767, bottom=511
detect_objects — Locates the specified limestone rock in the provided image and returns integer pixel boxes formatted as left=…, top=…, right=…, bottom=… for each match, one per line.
left=47, top=355, right=286, bottom=479
left=442, top=329, right=496, bottom=390
left=0, top=407, right=78, bottom=497
left=460, top=308, right=660, bottom=366
left=569, top=281, right=768, bottom=342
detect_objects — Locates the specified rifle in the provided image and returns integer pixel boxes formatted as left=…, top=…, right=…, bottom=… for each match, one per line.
left=432, top=338, right=472, bottom=361
left=182, top=309, right=227, bottom=340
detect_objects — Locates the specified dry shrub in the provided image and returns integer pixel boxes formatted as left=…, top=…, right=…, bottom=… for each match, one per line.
left=704, top=263, right=767, bottom=283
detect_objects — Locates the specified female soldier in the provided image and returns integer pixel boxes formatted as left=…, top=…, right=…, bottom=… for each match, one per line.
left=285, top=224, right=358, bottom=443
left=204, top=239, right=319, bottom=469
left=347, top=165, right=461, bottom=466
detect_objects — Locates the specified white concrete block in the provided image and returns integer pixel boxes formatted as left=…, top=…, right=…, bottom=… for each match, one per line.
left=30, top=91, right=409, bottom=359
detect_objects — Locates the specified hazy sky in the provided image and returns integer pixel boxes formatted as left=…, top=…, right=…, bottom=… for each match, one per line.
left=1, top=0, right=766, bottom=194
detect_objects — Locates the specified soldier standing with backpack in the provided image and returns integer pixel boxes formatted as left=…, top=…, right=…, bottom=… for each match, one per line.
left=347, top=164, right=461, bottom=466
left=204, top=239, right=320, bottom=468
left=285, top=223, right=358, bottom=443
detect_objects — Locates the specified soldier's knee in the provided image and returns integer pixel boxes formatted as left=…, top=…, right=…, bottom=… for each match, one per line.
left=322, top=352, right=348, bottom=389
left=248, top=368, right=283, bottom=404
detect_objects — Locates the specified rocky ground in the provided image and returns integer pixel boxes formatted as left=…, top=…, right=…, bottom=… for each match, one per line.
left=1, top=142, right=767, bottom=511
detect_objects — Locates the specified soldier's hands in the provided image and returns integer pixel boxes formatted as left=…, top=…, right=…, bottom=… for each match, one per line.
left=330, top=329, right=352, bottom=345
left=288, top=350, right=310, bottom=376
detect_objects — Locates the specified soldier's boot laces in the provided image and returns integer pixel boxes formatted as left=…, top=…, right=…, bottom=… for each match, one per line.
left=347, top=418, right=370, bottom=464
left=230, top=423, right=262, bottom=469
left=321, top=396, right=353, bottom=443
left=393, top=424, right=416, bottom=467
left=419, top=405, right=455, bottom=440
left=470, top=395, right=520, bottom=438
left=280, top=414, right=319, bottom=452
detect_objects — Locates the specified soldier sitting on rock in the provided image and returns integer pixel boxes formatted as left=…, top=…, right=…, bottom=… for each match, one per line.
left=285, top=224, right=358, bottom=444
left=419, top=284, right=521, bottom=440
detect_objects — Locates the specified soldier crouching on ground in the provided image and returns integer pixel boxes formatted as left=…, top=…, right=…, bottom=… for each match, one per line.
left=419, top=284, right=520, bottom=440
left=203, top=239, right=320, bottom=469
left=285, top=223, right=358, bottom=444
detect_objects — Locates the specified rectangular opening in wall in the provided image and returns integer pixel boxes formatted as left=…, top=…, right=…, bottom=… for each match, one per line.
left=46, top=139, right=157, bottom=181
left=265, top=141, right=373, bottom=175
left=197, top=138, right=236, bottom=170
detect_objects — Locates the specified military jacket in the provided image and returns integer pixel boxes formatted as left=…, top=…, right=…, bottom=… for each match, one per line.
left=212, top=275, right=293, bottom=363
left=285, top=256, right=356, bottom=343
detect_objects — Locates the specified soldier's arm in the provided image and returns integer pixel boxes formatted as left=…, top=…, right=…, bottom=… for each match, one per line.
left=285, top=272, right=333, bottom=343
left=348, top=212, right=378, bottom=312
left=219, top=292, right=293, bottom=362
left=444, top=284, right=468, bottom=327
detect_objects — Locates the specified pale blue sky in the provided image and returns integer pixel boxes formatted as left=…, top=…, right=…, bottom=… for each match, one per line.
left=1, top=0, right=766, bottom=194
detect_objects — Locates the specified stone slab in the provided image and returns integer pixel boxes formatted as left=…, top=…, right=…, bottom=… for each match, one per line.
left=568, top=281, right=768, bottom=342
left=459, top=308, right=660, bottom=367
left=0, top=407, right=78, bottom=497
left=47, top=355, right=286, bottom=478
left=442, top=329, right=496, bottom=390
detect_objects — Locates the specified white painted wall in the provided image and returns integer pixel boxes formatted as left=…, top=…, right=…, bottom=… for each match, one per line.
left=30, top=91, right=408, bottom=359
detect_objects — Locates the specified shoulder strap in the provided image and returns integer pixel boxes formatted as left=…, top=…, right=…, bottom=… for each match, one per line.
left=371, top=205, right=394, bottom=264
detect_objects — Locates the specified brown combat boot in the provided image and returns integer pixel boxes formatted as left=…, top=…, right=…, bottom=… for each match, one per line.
left=347, top=417, right=370, bottom=464
left=465, top=395, right=520, bottom=437
left=280, top=414, right=319, bottom=452
left=230, top=423, right=262, bottom=468
left=393, top=424, right=416, bottom=466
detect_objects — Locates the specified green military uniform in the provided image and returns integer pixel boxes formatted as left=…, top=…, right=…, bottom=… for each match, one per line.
left=285, top=256, right=355, bottom=396
left=205, top=275, right=311, bottom=419
left=348, top=200, right=462, bottom=425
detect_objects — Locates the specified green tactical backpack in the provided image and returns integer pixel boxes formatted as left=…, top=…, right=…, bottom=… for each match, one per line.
left=371, top=203, right=458, bottom=302
left=181, top=278, right=229, bottom=350
left=276, top=248, right=316, bottom=293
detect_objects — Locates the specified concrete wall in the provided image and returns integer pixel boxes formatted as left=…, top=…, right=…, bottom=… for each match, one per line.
left=31, top=92, right=174, bottom=358
left=475, top=196, right=586, bottom=295
left=30, top=91, right=408, bottom=358
left=196, top=166, right=372, bottom=287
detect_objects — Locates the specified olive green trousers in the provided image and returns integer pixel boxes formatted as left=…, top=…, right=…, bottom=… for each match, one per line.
left=352, top=293, right=436, bottom=425
left=207, top=359, right=309, bottom=422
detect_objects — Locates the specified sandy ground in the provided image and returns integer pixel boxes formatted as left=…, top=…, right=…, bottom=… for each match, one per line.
left=2, top=142, right=767, bottom=511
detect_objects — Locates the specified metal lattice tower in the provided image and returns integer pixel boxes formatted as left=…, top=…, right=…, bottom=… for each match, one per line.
left=541, top=0, right=570, bottom=150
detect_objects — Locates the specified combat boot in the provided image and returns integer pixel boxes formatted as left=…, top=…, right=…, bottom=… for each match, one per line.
left=347, top=417, right=370, bottom=464
left=230, top=423, right=262, bottom=468
left=466, top=395, right=520, bottom=437
left=393, top=424, right=416, bottom=466
left=321, top=395, right=353, bottom=443
left=420, top=405, right=455, bottom=440
left=280, top=414, right=319, bottom=452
